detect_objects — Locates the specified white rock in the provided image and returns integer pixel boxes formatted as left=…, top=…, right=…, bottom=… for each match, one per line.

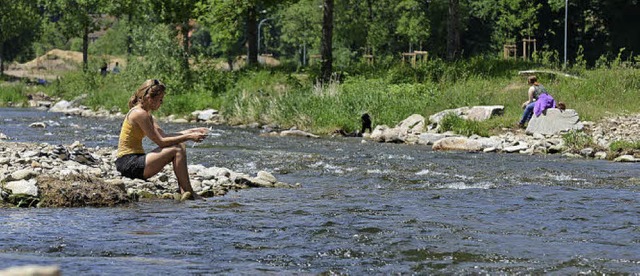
left=526, top=108, right=583, bottom=135
left=10, top=169, right=36, bottom=181
left=257, top=171, right=277, bottom=184
left=0, top=265, right=60, bottom=276
left=614, top=155, right=640, bottom=162
left=5, top=179, right=38, bottom=196
left=49, top=100, right=72, bottom=112
left=279, top=129, right=319, bottom=138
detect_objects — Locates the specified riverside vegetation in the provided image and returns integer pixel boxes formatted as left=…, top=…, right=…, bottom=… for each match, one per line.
left=2, top=54, right=640, bottom=153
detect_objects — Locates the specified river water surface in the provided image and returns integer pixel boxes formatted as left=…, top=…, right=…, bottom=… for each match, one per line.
left=1, top=107, right=639, bottom=274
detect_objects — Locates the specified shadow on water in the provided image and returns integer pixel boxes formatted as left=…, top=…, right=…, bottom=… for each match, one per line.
left=1, top=107, right=639, bottom=274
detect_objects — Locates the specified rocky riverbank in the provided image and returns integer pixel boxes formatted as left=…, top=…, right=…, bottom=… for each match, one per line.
left=367, top=108, right=640, bottom=162
left=0, top=140, right=299, bottom=208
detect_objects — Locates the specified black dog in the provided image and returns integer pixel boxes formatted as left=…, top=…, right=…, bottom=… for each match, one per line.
left=335, top=113, right=373, bottom=137
left=361, top=113, right=372, bottom=134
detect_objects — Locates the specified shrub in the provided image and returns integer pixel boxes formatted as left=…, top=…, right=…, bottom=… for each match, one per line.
left=609, top=140, right=640, bottom=152
left=562, top=130, right=597, bottom=151
left=438, top=112, right=489, bottom=137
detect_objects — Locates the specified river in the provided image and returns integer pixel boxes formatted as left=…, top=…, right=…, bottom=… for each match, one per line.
left=1, top=107, right=639, bottom=274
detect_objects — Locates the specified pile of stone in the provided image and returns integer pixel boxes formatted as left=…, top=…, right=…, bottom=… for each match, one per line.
left=0, top=140, right=298, bottom=208
left=367, top=105, right=640, bottom=162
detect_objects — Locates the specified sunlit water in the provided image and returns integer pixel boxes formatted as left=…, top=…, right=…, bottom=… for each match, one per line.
left=1, top=107, right=639, bottom=274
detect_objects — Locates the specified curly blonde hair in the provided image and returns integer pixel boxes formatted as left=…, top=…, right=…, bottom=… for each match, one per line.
left=128, top=79, right=166, bottom=108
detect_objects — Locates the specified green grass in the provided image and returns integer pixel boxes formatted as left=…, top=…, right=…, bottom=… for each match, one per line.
left=0, top=83, right=29, bottom=106
left=1, top=56, right=639, bottom=139
left=609, top=140, right=640, bottom=151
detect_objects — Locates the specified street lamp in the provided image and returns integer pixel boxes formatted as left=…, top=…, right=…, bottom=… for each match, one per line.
left=564, top=0, right=568, bottom=68
left=258, top=18, right=273, bottom=55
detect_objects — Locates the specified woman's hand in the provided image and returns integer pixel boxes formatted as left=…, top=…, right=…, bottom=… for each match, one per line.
left=190, top=132, right=208, bottom=143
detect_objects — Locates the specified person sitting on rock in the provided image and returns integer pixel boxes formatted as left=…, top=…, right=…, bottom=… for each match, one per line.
left=518, top=75, right=548, bottom=128
left=115, top=79, right=208, bottom=200
left=533, top=90, right=556, bottom=117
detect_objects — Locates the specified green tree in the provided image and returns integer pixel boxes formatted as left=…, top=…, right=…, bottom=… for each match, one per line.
left=199, top=0, right=284, bottom=68
left=0, top=0, right=41, bottom=73
left=110, top=0, right=145, bottom=56
left=470, top=0, right=540, bottom=47
left=150, top=0, right=202, bottom=73
left=197, top=0, right=248, bottom=70
left=277, top=0, right=322, bottom=66
left=40, top=0, right=112, bottom=71
left=395, top=0, right=430, bottom=52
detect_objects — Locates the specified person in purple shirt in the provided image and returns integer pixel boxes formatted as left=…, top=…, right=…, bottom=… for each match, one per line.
left=518, top=75, right=549, bottom=128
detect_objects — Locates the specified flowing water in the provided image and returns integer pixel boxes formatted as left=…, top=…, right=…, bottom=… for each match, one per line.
left=1, top=107, right=639, bottom=274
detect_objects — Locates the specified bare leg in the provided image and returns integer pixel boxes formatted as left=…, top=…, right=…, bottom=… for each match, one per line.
left=144, top=143, right=194, bottom=194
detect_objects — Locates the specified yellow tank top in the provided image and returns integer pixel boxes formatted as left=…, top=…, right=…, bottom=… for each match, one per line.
left=117, top=109, right=146, bottom=157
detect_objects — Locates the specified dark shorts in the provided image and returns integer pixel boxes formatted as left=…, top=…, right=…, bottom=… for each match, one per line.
left=115, top=154, right=146, bottom=180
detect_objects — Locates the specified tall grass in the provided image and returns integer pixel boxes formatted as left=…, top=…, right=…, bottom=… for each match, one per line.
left=1, top=54, right=639, bottom=137
left=0, top=83, right=29, bottom=106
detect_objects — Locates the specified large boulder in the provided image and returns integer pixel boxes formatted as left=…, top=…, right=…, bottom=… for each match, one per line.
left=370, top=114, right=425, bottom=143
left=417, top=132, right=460, bottom=145
left=192, top=109, right=220, bottom=122
left=526, top=108, right=583, bottom=135
left=429, top=105, right=504, bottom=124
left=370, top=125, right=403, bottom=143
left=0, top=265, right=60, bottom=276
left=431, top=136, right=500, bottom=151
left=432, top=137, right=484, bottom=151
left=49, top=100, right=72, bottom=113
left=4, top=179, right=38, bottom=196
left=466, top=105, right=505, bottom=121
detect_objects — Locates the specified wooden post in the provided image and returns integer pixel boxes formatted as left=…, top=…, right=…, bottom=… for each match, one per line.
left=309, top=54, right=322, bottom=65
left=522, top=38, right=536, bottom=61
left=503, top=44, right=516, bottom=59
left=401, top=52, right=417, bottom=67
left=363, top=54, right=374, bottom=65
left=414, top=51, right=428, bottom=64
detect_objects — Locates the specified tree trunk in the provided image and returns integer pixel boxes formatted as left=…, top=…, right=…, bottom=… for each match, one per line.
left=0, top=44, right=4, bottom=74
left=246, top=6, right=258, bottom=66
left=127, top=12, right=133, bottom=56
left=83, top=25, right=89, bottom=71
left=182, top=18, right=190, bottom=73
left=227, top=56, right=234, bottom=71
left=321, top=0, right=334, bottom=83
left=446, top=0, right=460, bottom=60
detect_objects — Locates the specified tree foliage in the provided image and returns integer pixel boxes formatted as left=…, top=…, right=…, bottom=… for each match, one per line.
left=0, top=0, right=40, bottom=72
left=2, top=0, right=640, bottom=76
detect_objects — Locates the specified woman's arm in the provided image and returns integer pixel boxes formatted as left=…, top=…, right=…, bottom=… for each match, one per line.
left=527, top=86, right=536, bottom=102
left=131, top=109, right=205, bottom=147
left=522, top=86, right=536, bottom=108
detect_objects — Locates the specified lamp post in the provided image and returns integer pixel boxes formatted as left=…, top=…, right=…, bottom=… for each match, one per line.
left=257, top=18, right=272, bottom=55
left=564, top=0, right=568, bottom=68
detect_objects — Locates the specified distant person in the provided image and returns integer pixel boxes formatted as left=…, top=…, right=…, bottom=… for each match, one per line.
left=115, top=79, right=209, bottom=200
left=112, top=62, right=121, bottom=74
left=518, top=75, right=549, bottom=128
left=100, top=63, right=108, bottom=77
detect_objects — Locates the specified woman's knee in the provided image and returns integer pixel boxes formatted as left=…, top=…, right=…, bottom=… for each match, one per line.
left=170, top=143, right=187, bottom=156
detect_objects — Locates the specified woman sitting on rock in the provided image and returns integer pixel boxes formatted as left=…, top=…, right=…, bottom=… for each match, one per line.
left=115, top=79, right=208, bottom=199
left=518, top=75, right=549, bottom=128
